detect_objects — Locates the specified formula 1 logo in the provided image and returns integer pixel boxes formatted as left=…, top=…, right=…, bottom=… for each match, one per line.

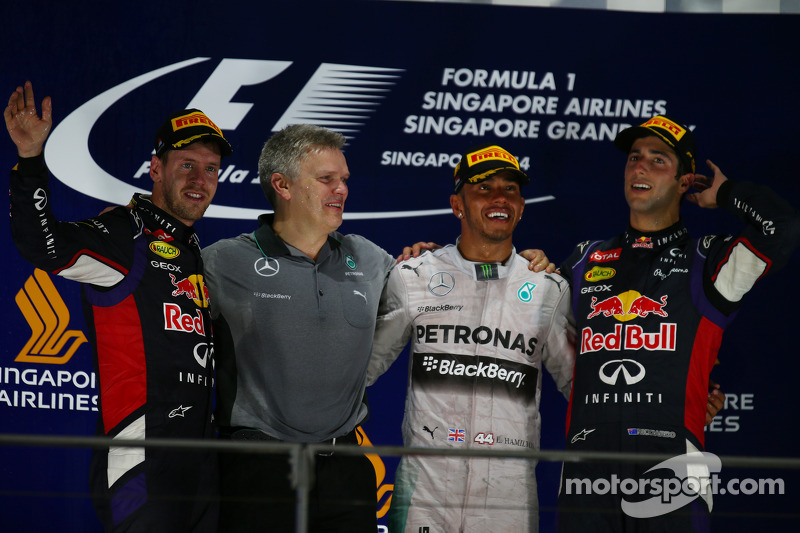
left=44, top=58, right=404, bottom=220
left=15, top=269, right=88, bottom=364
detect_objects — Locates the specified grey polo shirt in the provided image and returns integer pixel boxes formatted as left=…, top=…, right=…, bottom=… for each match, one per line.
left=203, top=214, right=394, bottom=442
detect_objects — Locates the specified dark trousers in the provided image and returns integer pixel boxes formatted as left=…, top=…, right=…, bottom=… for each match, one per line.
left=90, top=448, right=219, bottom=533
left=218, top=442, right=377, bottom=532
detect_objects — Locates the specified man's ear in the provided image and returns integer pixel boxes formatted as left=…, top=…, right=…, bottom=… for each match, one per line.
left=677, top=172, right=693, bottom=194
left=150, top=155, right=162, bottom=184
left=450, top=194, right=464, bottom=219
left=271, top=173, right=292, bottom=201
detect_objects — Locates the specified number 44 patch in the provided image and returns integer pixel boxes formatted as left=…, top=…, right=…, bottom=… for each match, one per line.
left=473, top=432, right=495, bottom=445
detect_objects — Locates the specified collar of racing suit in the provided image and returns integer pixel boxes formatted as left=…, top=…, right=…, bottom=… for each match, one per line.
left=129, top=193, right=199, bottom=247
left=624, top=220, right=689, bottom=249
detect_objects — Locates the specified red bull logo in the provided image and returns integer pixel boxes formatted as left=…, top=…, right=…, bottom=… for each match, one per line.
left=586, top=290, right=668, bottom=322
left=169, top=274, right=210, bottom=308
left=632, top=236, right=653, bottom=249
left=163, top=303, right=205, bottom=334
left=581, top=323, right=677, bottom=354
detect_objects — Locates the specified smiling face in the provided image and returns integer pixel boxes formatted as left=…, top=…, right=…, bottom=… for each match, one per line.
left=624, top=135, right=691, bottom=230
left=285, top=147, right=350, bottom=235
left=150, top=140, right=221, bottom=226
left=452, top=171, right=525, bottom=253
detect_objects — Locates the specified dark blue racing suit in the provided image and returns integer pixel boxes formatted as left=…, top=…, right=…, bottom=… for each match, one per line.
left=10, top=154, right=217, bottom=533
left=558, top=180, right=800, bottom=532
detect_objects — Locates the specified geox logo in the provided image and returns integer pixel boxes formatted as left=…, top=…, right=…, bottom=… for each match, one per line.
left=15, top=269, right=87, bottom=364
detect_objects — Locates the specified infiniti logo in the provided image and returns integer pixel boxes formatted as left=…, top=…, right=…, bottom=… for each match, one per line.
left=427, top=272, right=455, bottom=297
left=599, top=359, right=646, bottom=386
left=193, top=343, right=214, bottom=368
left=33, top=188, right=48, bottom=211
left=254, top=257, right=280, bottom=277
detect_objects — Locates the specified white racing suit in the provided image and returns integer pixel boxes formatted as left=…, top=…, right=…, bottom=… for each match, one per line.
left=368, top=244, right=576, bottom=533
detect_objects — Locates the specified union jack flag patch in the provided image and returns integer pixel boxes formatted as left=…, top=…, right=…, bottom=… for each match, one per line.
left=448, top=428, right=465, bottom=442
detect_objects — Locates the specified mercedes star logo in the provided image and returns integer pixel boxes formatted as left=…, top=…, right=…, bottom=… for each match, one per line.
left=254, top=257, right=280, bottom=277
left=427, top=271, right=455, bottom=296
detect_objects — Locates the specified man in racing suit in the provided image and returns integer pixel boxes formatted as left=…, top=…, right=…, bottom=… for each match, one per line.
left=5, top=82, right=232, bottom=532
left=368, top=144, right=576, bottom=533
left=557, top=115, right=800, bottom=531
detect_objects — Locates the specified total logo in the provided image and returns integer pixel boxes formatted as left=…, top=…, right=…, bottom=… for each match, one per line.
left=589, top=248, right=621, bottom=263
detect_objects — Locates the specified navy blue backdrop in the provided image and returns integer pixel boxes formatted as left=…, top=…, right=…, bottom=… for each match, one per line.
left=1, top=1, right=798, bottom=530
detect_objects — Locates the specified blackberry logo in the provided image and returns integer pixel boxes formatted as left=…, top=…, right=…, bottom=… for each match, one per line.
left=421, top=354, right=439, bottom=371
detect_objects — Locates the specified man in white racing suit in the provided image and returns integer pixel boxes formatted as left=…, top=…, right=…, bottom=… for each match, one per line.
left=368, top=143, right=576, bottom=533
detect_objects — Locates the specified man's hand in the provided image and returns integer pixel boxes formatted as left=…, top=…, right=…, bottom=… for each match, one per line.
left=706, top=380, right=726, bottom=425
left=4, top=81, right=52, bottom=158
left=519, top=249, right=556, bottom=273
left=686, top=159, right=728, bottom=208
left=396, top=242, right=440, bottom=263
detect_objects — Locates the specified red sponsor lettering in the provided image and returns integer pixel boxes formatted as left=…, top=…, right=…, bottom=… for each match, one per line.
left=163, top=303, right=205, bottom=334
left=580, top=323, right=676, bottom=354
left=625, top=323, right=676, bottom=350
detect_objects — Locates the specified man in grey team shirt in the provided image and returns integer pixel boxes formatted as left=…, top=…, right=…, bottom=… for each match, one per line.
left=203, top=124, right=395, bottom=532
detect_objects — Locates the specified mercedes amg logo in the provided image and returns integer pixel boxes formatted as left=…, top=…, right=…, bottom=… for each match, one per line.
left=254, top=257, right=280, bottom=277
left=427, top=272, right=455, bottom=297
left=599, top=359, right=646, bottom=386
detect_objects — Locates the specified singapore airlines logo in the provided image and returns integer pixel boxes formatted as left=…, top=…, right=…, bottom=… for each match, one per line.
left=254, top=257, right=280, bottom=277
left=357, top=427, right=394, bottom=520
left=15, top=269, right=87, bottom=364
